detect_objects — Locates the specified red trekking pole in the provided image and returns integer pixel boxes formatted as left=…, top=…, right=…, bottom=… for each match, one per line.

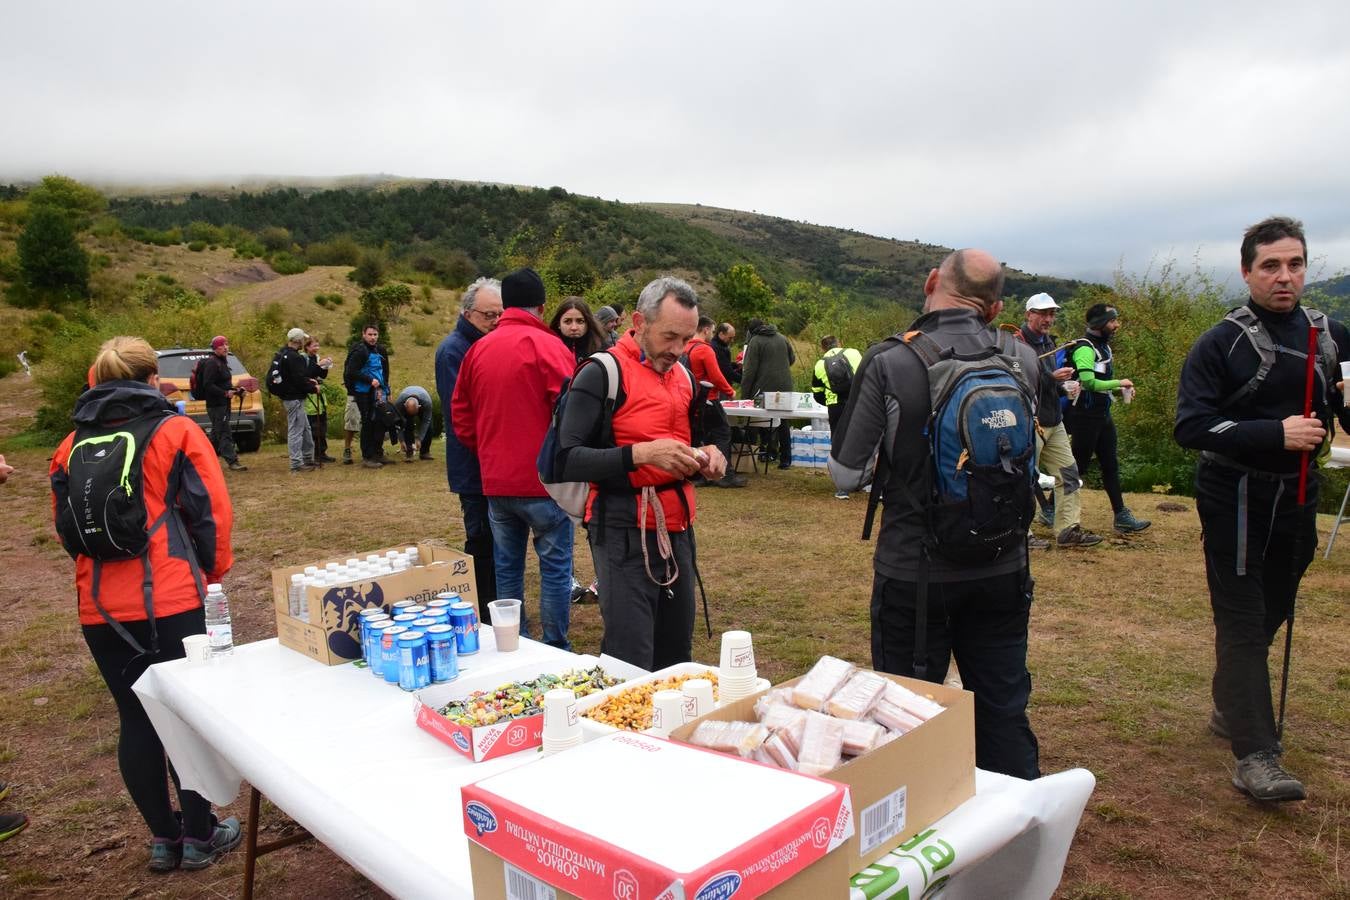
left=1277, top=324, right=1320, bottom=740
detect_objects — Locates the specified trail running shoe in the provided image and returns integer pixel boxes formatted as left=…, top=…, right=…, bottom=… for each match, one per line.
left=1113, top=507, right=1152, bottom=533
left=1232, top=750, right=1305, bottom=802
left=1057, top=524, right=1104, bottom=548
left=0, top=781, right=9, bottom=803
left=717, top=473, right=748, bottom=488
left=0, top=811, right=28, bottom=843
left=1027, top=534, right=1051, bottom=550
left=147, top=834, right=181, bottom=872
left=342, top=448, right=353, bottom=465
left=181, top=816, right=243, bottom=870
left=834, top=491, right=850, bottom=500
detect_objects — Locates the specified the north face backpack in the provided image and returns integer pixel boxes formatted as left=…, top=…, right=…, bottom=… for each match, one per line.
left=189, top=357, right=208, bottom=401
left=823, top=351, right=854, bottom=400
left=902, top=328, right=1038, bottom=563
left=539, top=352, right=622, bottom=524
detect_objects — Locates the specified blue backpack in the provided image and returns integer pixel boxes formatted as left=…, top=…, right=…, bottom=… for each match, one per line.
left=902, top=329, right=1038, bottom=562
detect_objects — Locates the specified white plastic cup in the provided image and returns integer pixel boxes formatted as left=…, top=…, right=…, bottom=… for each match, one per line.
left=488, top=599, right=522, bottom=652
left=1339, top=360, right=1350, bottom=387
left=719, top=631, right=756, bottom=676
left=182, top=634, right=211, bottom=665
left=650, top=689, right=687, bottom=736
left=682, top=679, right=715, bottom=720
left=1063, top=380, right=1081, bottom=402
left=1120, top=385, right=1135, bottom=405
left=542, top=688, right=580, bottom=742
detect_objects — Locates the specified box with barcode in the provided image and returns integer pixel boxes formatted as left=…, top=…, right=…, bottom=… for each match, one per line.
left=670, top=667, right=974, bottom=876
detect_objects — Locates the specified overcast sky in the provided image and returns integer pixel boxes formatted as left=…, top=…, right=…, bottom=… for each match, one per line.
left=5, top=1, right=1350, bottom=287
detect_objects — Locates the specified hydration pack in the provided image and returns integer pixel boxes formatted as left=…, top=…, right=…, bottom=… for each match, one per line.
left=1220, top=305, right=1339, bottom=409
left=266, top=348, right=288, bottom=397
left=538, top=352, right=622, bottom=524
left=189, top=357, right=208, bottom=401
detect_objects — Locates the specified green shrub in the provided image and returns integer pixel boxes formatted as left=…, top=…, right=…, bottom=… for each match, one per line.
left=269, top=252, right=308, bottom=275
left=305, top=236, right=362, bottom=267
left=259, top=226, right=292, bottom=253
left=187, top=240, right=207, bottom=252
left=411, top=322, right=435, bottom=346
left=233, top=238, right=265, bottom=259
left=184, top=221, right=226, bottom=245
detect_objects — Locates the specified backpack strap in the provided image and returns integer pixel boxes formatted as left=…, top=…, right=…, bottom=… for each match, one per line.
left=1220, top=306, right=1276, bottom=409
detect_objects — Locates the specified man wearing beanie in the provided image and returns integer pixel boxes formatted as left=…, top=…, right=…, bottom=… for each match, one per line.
left=194, top=335, right=246, bottom=472
left=1062, top=303, right=1150, bottom=533
left=452, top=268, right=578, bottom=649
left=594, top=305, right=619, bottom=347
left=273, top=327, right=319, bottom=473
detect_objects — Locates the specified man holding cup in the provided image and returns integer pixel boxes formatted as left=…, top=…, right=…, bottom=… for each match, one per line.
left=1176, top=216, right=1350, bottom=802
left=1020, top=295, right=1101, bottom=548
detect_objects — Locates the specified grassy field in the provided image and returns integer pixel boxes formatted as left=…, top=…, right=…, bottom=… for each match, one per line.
left=0, top=363, right=1347, bottom=897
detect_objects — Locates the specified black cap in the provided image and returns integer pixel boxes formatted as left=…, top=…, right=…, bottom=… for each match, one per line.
left=502, top=267, right=546, bottom=309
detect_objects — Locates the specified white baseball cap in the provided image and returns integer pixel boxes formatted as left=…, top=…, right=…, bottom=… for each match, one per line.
left=1025, top=293, right=1060, bottom=312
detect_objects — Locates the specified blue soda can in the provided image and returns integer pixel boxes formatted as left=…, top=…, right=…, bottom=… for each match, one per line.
left=381, top=625, right=408, bottom=684
left=422, top=608, right=450, bottom=629
left=402, top=605, right=427, bottom=619
left=449, top=602, right=479, bottom=655
left=397, top=630, right=430, bottom=691
left=392, top=613, right=419, bottom=626
left=426, top=597, right=451, bottom=611
left=359, top=612, right=390, bottom=664
left=410, top=617, right=437, bottom=633
left=366, top=619, right=393, bottom=677
left=426, top=624, right=458, bottom=683
left=391, top=600, right=417, bottom=617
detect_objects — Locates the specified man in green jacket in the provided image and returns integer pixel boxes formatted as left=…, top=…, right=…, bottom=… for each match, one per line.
left=740, top=318, right=796, bottom=469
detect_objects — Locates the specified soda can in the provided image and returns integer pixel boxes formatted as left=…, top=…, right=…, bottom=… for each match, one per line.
left=358, top=608, right=388, bottom=650
left=410, top=617, right=437, bottom=633
left=402, top=605, right=427, bottom=619
left=426, top=597, right=452, bottom=611
left=426, top=624, right=458, bottom=683
left=421, top=608, right=450, bottom=629
left=391, top=600, right=417, bottom=618
left=435, top=592, right=461, bottom=605
left=359, top=612, right=390, bottom=663
left=397, top=630, right=430, bottom=692
left=448, top=602, right=479, bottom=655
left=381, top=625, right=408, bottom=684
left=366, top=619, right=393, bottom=677
left=391, top=613, right=419, bottom=627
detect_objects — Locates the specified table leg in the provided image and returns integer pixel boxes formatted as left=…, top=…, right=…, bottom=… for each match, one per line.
left=1324, top=481, right=1350, bottom=559
left=241, top=786, right=315, bottom=900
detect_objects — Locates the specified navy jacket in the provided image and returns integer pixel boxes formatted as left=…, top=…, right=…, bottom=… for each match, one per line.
left=434, top=315, right=487, bottom=494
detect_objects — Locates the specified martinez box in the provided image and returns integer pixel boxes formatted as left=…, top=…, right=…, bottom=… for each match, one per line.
left=271, top=541, right=476, bottom=666
left=670, top=669, right=974, bottom=877
left=462, top=732, right=854, bottom=899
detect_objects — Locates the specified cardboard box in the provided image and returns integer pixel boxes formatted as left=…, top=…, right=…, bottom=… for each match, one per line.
left=468, top=837, right=849, bottom=900
left=271, top=541, right=476, bottom=666
left=670, top=670, right=974, bottom=877
left=462, top=732, right=854, bottom=899
left=574, top=662, right=723, bottom=741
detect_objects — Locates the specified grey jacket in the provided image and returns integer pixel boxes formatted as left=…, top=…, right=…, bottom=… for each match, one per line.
left=740, top=323, right=795, bottom=399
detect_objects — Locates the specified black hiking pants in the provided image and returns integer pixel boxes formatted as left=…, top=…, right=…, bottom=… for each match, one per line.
left=1065, top=413, right=1125, bottom=513
left=206, top=403, right=238, bottom=464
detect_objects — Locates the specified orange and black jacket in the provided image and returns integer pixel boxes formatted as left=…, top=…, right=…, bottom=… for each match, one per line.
left=50, top=381, right=234, bottom=628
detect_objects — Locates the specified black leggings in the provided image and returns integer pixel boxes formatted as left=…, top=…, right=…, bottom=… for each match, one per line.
left=82, top=608, right=215, bottom=841
left=1066, top=414, right=1125, bottom=513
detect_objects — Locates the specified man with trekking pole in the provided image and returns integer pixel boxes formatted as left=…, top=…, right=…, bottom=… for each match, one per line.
left=1175, top=216, right=1350, bottom=802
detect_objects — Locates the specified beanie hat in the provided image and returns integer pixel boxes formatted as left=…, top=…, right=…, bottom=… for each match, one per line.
left=501, top=267, right=546, bottom=309
left=1086, top=304, right=1119, bottom=329
left=286, top=327, right=306, bottom=343
left=595, top=305, right=618, bottom=325
left=210, top=335, right=228, bottom=350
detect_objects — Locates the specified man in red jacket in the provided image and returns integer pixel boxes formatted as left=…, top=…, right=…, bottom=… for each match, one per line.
left=686, top=315, right=746, bottom=488
left=451, top=268, right=577, bottom=650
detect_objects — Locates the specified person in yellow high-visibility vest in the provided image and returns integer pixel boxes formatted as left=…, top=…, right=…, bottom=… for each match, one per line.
left=812, top=336, right=862, bottom=499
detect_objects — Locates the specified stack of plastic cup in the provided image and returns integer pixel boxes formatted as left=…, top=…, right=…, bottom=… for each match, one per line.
left=541, top=688, right=582, bottom=755
left=649, top=689, right=687, bottom=737
left=681, top=678, right=715, bottom=721
left=718, top=630, right=759, bottom=703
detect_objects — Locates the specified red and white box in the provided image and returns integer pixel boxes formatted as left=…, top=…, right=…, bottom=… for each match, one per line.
left=462, top=732, right=854, bottom=899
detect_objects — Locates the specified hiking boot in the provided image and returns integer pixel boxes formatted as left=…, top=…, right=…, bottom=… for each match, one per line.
left=569, top=579, right=589, bottom=604
left=419, top=453, right=434, bottom=461
left=147, top=834, right=181, bottom=871
left=361, top=459, right=382, bottom=469
left=1114, top=507, right=1152, bottom=533
left=0, top=811, right=28, bottom=843
left=716, top=473, right=748, bottom=488
left=288, top=464, right=317, bottom=474
left=1232, top=750, right=1306, bottom=802
left=227, top=461, right=248, bottom=472
left=1208, top=708, right=1230, bottom=740
left=1028, top=534, right=1051, bottom=550
left=319, top=454, right=338, bottom=464
left=180, top=816, right=243, bottom=870
left=834, top=491, right=850, bottom=500
left=0, top=780, right=9, bottom=803
left=1057, top=524, right=1104, bottom=548
left=342, top=448, right=353, bottom=465
left=404, top=449, right=415, bottom=462
left=690, top=474, right=709, bottom=487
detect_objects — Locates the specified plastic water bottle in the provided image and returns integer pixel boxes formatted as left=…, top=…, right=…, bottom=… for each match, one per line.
left=288, top=573, right=306, bottom=618
left=204, top=583, right=234, bottom=658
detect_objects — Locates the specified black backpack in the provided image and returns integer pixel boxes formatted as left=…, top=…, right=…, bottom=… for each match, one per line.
left=266, top=348, right=288, bottom=397
left=189, top=357, right=209, bottom=401
left=374, top=396, right=401, bottom=429
left=823, top=351, right=854, bottom=400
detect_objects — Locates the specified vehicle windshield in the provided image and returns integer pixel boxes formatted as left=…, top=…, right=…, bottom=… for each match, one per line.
left=157, top=351, right=247, bottom=378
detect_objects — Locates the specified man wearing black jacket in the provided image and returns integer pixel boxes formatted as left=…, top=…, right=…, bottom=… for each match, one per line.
left=711, top=323, right=740, bottom=389
left=343, top=324, right=391, bottom=468
left=1176, top=216, right=1350, bottom=802
left=274, top=327, right=318, bottom=474
left=196, top=335, right=246, bottom=471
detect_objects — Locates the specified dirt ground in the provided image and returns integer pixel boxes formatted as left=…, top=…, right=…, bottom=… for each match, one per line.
left=0, top=366, right=1346, bottom=898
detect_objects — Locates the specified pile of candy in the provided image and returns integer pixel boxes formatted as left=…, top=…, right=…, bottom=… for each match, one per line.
left=438, top=666, right=623, bottom=727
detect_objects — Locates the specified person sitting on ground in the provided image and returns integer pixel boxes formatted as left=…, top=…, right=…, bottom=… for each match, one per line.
left=193, top=335, right=247, bottom=472
left=394, top=385, right=434, bottom=461
left=50, top=336, right=241, bottom=872
left=550, top=296, right=608, bottom=364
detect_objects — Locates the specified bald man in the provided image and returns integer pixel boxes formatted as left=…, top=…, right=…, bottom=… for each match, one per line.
left=829, top=249, right=1043, bottom=780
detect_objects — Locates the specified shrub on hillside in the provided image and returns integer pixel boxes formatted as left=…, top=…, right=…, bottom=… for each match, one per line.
left=305, top=236, right=362, bottom=267
left=188, top=240, right=207, bottom=252
left=269, top=252, right=308, bottom=275
left=259, top=226, right=292, bottom=253
left=233, top=238, right=265, bottom=259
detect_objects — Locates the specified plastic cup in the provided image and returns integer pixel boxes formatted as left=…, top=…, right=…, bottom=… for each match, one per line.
left=1120, top=385, right=1135, bottom=405
left=1063, top=380, right=1081, bottom=402
left=1339, top=360, right=1350, bottom=387
left=650, top=689, right=687, bottom=736
left=488, top=599, right=521, bottom=652
left=542, top=688, right=580, bottom=741
left=182, top=634, right=211, bottom=665
left=682, top=678, right=715, bottom=720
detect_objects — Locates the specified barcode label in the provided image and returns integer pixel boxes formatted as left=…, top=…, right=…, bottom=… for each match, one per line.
left=859, top=785, right=907, bottom=854
left=505, top=862, right=557, bottom=900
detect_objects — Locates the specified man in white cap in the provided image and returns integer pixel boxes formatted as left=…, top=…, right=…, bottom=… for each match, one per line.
left=1021, top=294, right=1102, bottom=547
left=273, top=327, right=319, bottom=473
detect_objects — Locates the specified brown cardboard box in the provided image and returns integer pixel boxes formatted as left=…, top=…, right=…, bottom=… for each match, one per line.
left=468, top=832, right=850, bottom=899
left=670, top=670, right=975, bottom=877
left=271, top=541, right=476, bottom=665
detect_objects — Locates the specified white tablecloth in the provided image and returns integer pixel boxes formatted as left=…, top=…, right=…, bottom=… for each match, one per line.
left=721, top=403, right=831, bottom=426
left=134, top=638, right=1093, bottom=899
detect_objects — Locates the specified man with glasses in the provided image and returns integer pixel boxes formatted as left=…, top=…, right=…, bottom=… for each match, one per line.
left=1020, top=295, right=1101, bottom=547
left=435, top=277, right=503, bottom=623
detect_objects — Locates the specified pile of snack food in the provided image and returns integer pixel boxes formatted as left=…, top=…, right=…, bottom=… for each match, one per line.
left=582, top=669, right=720, bottom=731
left=684, top=656, right=944, bottom=775
left=438, top=667, right=623, bottom=727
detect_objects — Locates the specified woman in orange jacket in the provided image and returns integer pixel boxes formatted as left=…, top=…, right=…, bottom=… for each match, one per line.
left=50, top=336, right=241, bottom=873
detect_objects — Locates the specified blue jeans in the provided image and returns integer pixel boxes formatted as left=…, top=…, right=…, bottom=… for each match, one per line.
left=487, top=496, right=574, bottom=650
